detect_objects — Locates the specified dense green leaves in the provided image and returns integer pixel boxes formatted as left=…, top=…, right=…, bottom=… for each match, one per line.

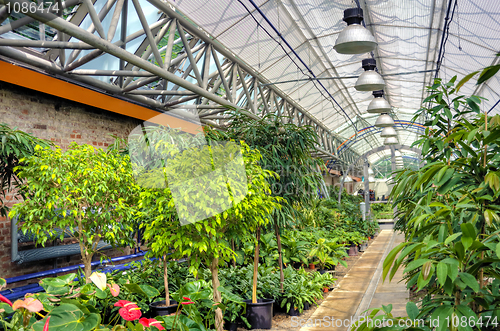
left=10, top=143, right=139, bottom=280
left=355, top=69, right=500, bottom=331
left=0, top=123, right=52, bottom=217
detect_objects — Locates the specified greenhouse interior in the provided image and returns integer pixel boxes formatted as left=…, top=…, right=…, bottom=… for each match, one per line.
left=0, top=0, right=500, bottom=330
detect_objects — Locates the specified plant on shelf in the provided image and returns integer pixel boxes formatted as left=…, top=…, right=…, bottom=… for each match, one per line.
left=309, top=238, right=348, bottom=271
left=10, top=143, right=139, bottom=281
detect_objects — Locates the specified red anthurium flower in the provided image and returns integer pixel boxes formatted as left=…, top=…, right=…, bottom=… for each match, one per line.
left=114, top=300, right=137, bottom=308
left=182, top=297, right=191, bottom=301
left=0, top=294, right=12, bottom=307
left=181, top=301, right=194, bottom=305
left=107, top=283, right=120, bottom=297
left=43, top=316, right=51, bottom=331
left=119, top=306, right=142, bottom=321
left=139, top=318, right=165, bottom=330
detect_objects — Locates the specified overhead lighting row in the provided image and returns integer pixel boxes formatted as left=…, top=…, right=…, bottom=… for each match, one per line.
left=334, top=8, right=398, bottom=148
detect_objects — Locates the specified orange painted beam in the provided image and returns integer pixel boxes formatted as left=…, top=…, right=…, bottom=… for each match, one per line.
left=0, top=61, right=203, bottom=135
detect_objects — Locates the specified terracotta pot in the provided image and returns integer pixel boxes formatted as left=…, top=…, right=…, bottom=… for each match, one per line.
left=323, top=287, right=329, bottom=293
left=309, top=263, right=315, bottom=269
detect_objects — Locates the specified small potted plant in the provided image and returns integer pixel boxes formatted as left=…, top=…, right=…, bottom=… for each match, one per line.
left=280, top=281, right=312, bottom=316
left=309, top=239, right=348, bottom=273
left=223, top=301, right=251, bottom=331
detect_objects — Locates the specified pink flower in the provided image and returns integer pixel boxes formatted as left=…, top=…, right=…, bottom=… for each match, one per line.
left=12, top=298, right=44, bottom=312
left=139, top=318, right=165, bottom=330
left=0, top=294, right=12, bottom=307
left=107, top=283, right=120, bottom=297
left=43, top=316, right=51, bottom=331
left=182, top=296, right=191, bottom=301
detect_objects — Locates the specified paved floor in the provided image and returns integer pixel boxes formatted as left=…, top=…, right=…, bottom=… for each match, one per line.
left=299, top=228, right=408, bottom=331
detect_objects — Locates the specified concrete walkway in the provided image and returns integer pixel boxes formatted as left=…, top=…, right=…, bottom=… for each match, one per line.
left=299, top=229, right=407, bottom=331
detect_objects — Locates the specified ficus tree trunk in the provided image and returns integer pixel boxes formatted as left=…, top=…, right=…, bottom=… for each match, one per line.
left=252, top=227, right=261, bottom=304
left=164, top=256, right=170, bottom=306
left=82, top=252, right=92, bottom=283
left=275, top=224, right=284, bottom=292
left=78, top=218, right=93, bottom=283
left=210, top=257, right=223, bottom=331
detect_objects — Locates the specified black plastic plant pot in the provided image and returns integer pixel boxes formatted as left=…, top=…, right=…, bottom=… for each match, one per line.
left=319, top=269, right=327, bottom=275
left=149, top=300, right=178, bottom=317
left=272, top=301, right=280, bottom=316
left=244, top=299, right=274, bottom=329
left=304, top=302, right=310, bottom=310
left=288, top=306, right=300, bottom=316
left=225, top=321, right=238, bottom=331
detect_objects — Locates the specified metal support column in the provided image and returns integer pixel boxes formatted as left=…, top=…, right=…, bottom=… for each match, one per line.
left=390, top=147, right=397, bottom=219
left=364, top=158, right=370, bottom=219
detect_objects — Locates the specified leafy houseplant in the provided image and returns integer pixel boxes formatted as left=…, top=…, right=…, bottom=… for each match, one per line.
left=0, top=123, right=52, bottom=217
left=138, top=127, right=280, bottom=331
left=352, top=64, right=500, bottom=330
left=10, top=143, right=139, bottom=281
left=206, top=113, right=324, bottom=291
left=309, top=238, right=348, bottom=271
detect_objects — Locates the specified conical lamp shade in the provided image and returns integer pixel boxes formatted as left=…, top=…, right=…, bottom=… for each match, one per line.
left=367, top=97, right=391, bottom=113
left=380, top=126, right=397, bottom=137
left=375, top=114, right=394, bottom=127
left=334, top=24, right=377, bottom=54
left=355, top=71, right=385, bottom=91
left=334, top=8, right=377, bottom=54
left=384, top=137, right=398, bottom=145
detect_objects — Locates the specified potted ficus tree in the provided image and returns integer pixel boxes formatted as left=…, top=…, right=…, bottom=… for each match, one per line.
left=207, top=113, right=324, bottom=292
left=10, top=143, right=139, bottom=282
left=136, top=125, right=280, bottom=331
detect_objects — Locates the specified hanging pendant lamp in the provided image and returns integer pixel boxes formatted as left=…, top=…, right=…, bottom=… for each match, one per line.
left=380, top=126, right=397, bottom=137
left=384, top=137, right=398, bottom=145
left=375, top=113, right=394, bottom=128
left=354, top=59, right=385, bottom=91
left=367, top=90, right=391, bottom=113
left=334, top=8, right=377, bottom=54
left=355, top=59, right=385, bottom=91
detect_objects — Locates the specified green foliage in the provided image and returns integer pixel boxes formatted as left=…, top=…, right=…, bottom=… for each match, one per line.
left=309, top=238, right=348, bottom=270
left=353, top=70, right=500, bottom=330
left=205, top=112, right=324, bottom=228
left=139, top=137, right=281, bottom=276
left=0, top=123, right=52, bottom=217
left=9, top=143, right=139, bottom=281
left=280, top=266, right=335, bottom=314
left=371, top=203, right=393, bottom=220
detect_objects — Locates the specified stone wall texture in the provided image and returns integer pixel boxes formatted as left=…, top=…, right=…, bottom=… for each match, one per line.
left=0, top=81, right=144, bottom=284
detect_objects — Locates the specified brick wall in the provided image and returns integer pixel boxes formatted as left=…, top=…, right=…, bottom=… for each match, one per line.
left=0, top=81, right=145, bottom=283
